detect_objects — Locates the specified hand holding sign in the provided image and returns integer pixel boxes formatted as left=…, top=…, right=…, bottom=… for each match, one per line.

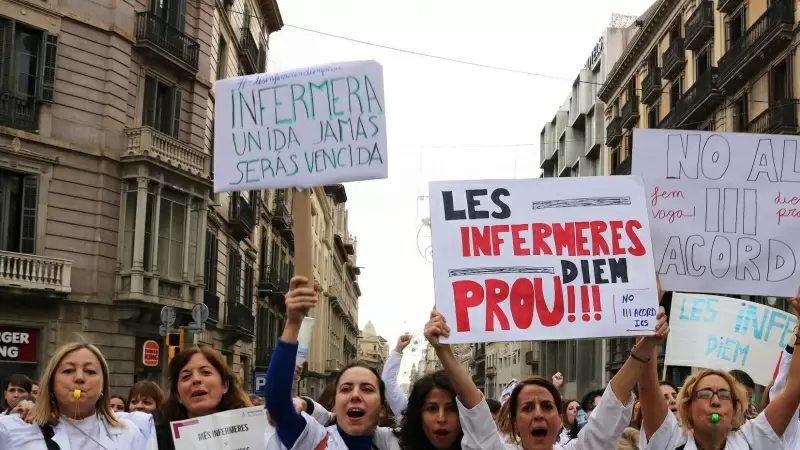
left=285, top=276, right=317, bottom=325
left=424, top=310, right=451, bottom=350
left=634, top=307, right=670, bottom=355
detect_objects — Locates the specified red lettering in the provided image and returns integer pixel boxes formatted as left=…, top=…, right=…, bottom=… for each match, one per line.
left=532, top=223, right=552, bottom=255
left=509, top=278, right=534, bottom=329
left=510, top=224, right=530, bottom=256
left=471, top=226, right=492, bottom=256
left=775, top=191, right=800, bottom=205
left=609, top=221, right=624, bottom=254
left=625, top=220, right=646, bottom=256
left=552, top=223, right=576, bottom=256
left=460, top=227, right=471, bottom=256
left=589, top=221, right=610, bottom=255
left=778, top=208, right=800, bottom=224
left=490, top=225, right=509, bottom=256
left=485, top=279, right=510, bottom=331
left=452, top=280, right=483, bottom=332
left=574, top=222, right=590, bottom=256
left=535, top=277, right=566, bottom=327
left=650, top=186, right=685, bottom=207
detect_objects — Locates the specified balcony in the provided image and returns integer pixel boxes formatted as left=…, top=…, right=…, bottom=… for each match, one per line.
left=203, top=291, right=220, bottom=322
left=670, top=68, right=723, bottom=128
left=486, top=366, right=497, bottom=377
left=257, top=265, right=279, bottom=297
left=0, top=251, right=72, bottom=296
left=229, top=194, right=255, bottom=241
left=641, top=68, right=662, bottom=105
left=326, top=359, right=341, bottom=373
left=344, top=237, right=355, bottom=255
left=613, top=156, right=632, bottom=175
left=717, top=0, right=744, bottom=15
left=267, top=271, right=286, bottom=312
left=620, top=95, right=639, bottom=129
left=239, top=27, right=259, bottom=73
left=123, top=127, right=209, bottom=178
left=324, top=184, right=347, bottom=203
left=223, top=301, right=255, bottom=337
left=659, top=110, right=675, bottom=129
left=333, top=233, right=348, bottom=262
left=718, top=0, right=794, bottom=94
left=0, top=94, right=39, bottom=132
left=271, top=201, right=291, bottom=233
left=525, top=349, right=539, bottom=367
left=134, top=11, right=199, bottom=75
left=662, top=38, right=686, bottom=80
left=748, top=99, right=799, bottom=135
left=329, top=285, right=346, bottom=313
left=605, top=116, right=622, bottom=147
left=685, top=1, right=714, bottom=51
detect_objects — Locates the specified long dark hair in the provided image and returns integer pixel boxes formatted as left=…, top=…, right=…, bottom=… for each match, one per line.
left=327, top=362, right=388, bottom=426
left=507, top=377, right=563, bottom=442
left=396, top=370, right=462, bottom=450
left=569, top=389, right=603, bottom=439
left=159, top=346, right=252, bottom=424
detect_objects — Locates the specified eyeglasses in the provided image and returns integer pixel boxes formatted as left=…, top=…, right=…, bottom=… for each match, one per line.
left=694, top=388, right=732, bottom=401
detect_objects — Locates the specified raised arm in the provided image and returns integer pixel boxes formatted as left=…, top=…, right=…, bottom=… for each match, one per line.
left=382, top=334, right=411, bottom=418
left=265, top=276, right=319, bottom=449
left=762, top=295, right=800, bottom=437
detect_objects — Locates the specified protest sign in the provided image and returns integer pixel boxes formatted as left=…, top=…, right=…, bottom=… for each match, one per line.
left=665, top=293, right=797, bottom=385
left=632, top=128, right=800, bottom=297
left=429, top=176, right=659, bottom=344
left=213, top=60, right=387, bottom=193
left=170, top=406, right=266, bottom=450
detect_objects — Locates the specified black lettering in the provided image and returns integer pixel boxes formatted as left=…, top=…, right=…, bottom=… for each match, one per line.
left=466, top=189, right=490, bottom=219
left=490, top=188, right=511, bottom=219
left=442, top=191, right=466, bottom=220
left=592, top=259, right=609, bottom=284
left=560, top=260, right=578, bottom=284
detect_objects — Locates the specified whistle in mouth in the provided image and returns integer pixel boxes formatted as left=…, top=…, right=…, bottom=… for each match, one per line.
left=711, top=413, right=719, bottom=423
left=73, top=389, right=81, bottom=400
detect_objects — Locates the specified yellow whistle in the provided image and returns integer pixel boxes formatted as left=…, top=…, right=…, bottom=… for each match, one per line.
left=73, top=389, right=81, bottom=400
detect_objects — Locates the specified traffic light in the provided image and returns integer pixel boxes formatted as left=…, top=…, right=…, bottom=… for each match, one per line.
left=166, top=329, right=185, bottom=365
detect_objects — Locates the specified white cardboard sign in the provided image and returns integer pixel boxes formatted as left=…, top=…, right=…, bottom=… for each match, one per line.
left=213, top=60, right=388, bottom=192
left=429, top=176, right=659, bottom=344
left=171, top=406, right=266, bottom=450
left=665, top=292, right=797, bottom=385
left=632, top=128, right=800, bottom=297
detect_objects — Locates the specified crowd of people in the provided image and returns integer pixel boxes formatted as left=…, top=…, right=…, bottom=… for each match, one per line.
left=0, top=275, right=798, bottom=449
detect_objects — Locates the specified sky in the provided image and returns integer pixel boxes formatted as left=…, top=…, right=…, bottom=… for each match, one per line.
left=264, top=0, right=653, bottom=376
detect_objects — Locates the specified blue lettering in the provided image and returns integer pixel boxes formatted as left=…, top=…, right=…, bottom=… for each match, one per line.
left=679, top=297, right=718, bottom=322
left=705, top=336, right=749, bottom=366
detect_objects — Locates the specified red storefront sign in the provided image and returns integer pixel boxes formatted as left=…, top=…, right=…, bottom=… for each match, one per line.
left=0, top=326, right=38, bottom=363
left=142, top=340, right=160, bottom=367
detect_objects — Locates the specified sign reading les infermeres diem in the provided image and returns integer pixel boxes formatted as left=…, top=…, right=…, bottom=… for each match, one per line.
left=213, top=60, right=388, bottom=193
left=633, top=129, right=800, bottom=297
left=429, top=176, right=660, bottom=344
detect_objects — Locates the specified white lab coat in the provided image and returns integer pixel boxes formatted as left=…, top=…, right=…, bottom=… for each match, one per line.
left=0, top=411, right=154, bottom=450
left=381, top=350, right=407, bottom=425
left=769, top=347, right=799, bottom=449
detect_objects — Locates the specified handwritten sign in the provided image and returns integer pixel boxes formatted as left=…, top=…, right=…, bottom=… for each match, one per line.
left=213, top=61, right=388, bottom=193
left=665, top=293, right=797, bottom=385
left=632, top=129, right=800, bottom=297
left=171, top=406, right=266, bottom=450
left=429, top=176, right=659, bottom=344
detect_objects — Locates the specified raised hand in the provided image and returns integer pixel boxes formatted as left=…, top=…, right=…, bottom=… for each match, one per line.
left=395, top=333, right=412, bottom=352
left=424, top=309, right=451, bottom=349
left=285, top=276, right=318, bottom=324
left=552, top=372, right=564, bottom=388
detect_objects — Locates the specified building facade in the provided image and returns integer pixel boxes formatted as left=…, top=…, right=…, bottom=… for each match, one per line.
left=536, top=13, right=638, bottom=398
left=597, top=0, right=797, bottom=388
left=357, top=320, right=388, bottom=371
left=484, top=342, right=541, bottom=399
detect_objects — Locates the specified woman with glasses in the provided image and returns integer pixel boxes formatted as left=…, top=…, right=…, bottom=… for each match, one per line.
left=637, top=296, right=800, bottom=449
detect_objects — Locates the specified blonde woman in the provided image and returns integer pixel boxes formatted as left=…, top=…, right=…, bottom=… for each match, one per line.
left=0, top=342, right=155, bottom=449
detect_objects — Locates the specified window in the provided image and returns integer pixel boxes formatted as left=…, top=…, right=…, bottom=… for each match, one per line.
left=770, top=59, right=789, bottom=103
left=726, top=8, right=746, bottom=50
left=157, top=189, right=186, bottom=279
left=123, top=184, right=156, bottom=271
left=227, top=249, right=242, bottom=303
left=646, top=48, right=658, bottom=70
left=695, top=46, right=710, bottom=79
left=142, top=75, right=181, bottom=138
left=647, top=102, right=660, bottom=128
left=216, top=37, right=227, bottom=80
left=0, top=19, right=59, bottom=131
left=204, top=230, right=218, bottom=293
left=244, top=261, right=254, bottom=308
left=610, top=146, right=620, bottom=169
left=670, top=77, right=683, bottom=109
left=258, top=227, right=268, bottom=282
left=0, top=170, right=38, bottom=254
left=733, top=94, right=748, bottom=132
left=669, top=17, right=682, bottom=42
left=148, top=0, right=186, bottom=29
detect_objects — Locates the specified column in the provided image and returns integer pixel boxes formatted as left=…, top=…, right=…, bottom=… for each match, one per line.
left=194, top=199, right=209, bottom=303
left=150, top=183, right=163, bottom=296
left=182, top=197, right=192, bottom=302
left=130, top=177, right=148, bottom=294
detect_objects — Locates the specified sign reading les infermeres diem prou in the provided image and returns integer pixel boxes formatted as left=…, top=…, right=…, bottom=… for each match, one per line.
left=429, top=176, right=660, bottom=344
left=633, top=128, right=800, bottom=297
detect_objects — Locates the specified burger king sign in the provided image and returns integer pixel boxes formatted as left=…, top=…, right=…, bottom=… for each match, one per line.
left=142, top=340, right=160, bottom=367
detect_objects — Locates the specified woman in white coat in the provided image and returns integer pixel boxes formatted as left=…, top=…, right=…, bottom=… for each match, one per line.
left=0, top=342, right=154, bottom=450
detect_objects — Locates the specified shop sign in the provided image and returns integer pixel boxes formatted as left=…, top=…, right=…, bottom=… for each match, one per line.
left=0, top=326, right=38, bottom=363
left=584, top=37, right=604, bottom=70
left=142, top=340, right=160, bottom=367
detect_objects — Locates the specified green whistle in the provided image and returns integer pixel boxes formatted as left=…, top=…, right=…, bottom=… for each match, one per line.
left=711, top=413, right=719, bottom=423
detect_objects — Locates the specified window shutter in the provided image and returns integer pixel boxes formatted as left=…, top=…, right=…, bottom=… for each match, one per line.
left=257, top=47, right=266, bottom=72
left=245, top=263, right=254, bottom=307
left=19, top=176, right=39, bottom=254
left=40, top=33, right=58, bottom=102
left=171, top=87, right=182, bottom=138
left=0, top=19, right=14, bottom=93
left=142, top=75, right=157, bottom=127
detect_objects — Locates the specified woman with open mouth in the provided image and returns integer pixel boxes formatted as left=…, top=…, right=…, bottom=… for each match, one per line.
left=638, top=294, right=800, bottom=450
left=0, top=342, right=155, bottom=449
left=266, top=276, right=400, bottom=449
left=153, top=345, right=254, bottom=450
left=499, top=306, right=670, bottom=449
